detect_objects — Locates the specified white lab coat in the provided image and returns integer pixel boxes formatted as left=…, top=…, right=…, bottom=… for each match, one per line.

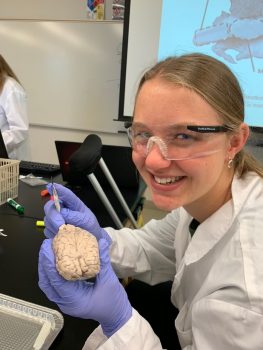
left=0, top=77, right=29, bottom=160
left=83, top=172, right=263, bottom=350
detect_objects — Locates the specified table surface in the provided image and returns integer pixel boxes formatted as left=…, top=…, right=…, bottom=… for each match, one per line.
left=0, top=178, right=98, bottom=349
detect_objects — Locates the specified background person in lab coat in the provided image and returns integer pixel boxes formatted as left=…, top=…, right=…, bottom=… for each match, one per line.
left=0, top=54, right=29, bottom=160
left=38, top=53, right=263, bottom=350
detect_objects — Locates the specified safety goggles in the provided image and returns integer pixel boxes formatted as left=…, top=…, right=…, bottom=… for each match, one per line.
left=127, top=124, right=230, bottom=160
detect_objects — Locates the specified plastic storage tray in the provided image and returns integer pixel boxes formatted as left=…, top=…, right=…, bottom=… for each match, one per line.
left=0, top=158, right=20, bottom=205
left=0, top=293, right=63, bottom=350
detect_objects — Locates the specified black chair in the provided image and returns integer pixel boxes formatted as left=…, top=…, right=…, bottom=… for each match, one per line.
left=67, top=134, right=146, bottom=229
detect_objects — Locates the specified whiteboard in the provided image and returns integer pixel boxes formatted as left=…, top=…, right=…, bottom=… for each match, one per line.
left=0, top=20, right=124, bottom=133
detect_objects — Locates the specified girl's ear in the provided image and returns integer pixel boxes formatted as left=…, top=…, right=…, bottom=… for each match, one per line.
left=228, top=123, right=249, bottom=158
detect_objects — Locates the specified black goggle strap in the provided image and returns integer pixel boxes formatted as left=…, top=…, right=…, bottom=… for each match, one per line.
left=187, top=125, right=230, bottom=133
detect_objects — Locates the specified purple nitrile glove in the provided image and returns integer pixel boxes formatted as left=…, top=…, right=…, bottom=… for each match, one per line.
left=44, top=183, right=111, bottom=244
left=38, top=238, right=132, bottom=337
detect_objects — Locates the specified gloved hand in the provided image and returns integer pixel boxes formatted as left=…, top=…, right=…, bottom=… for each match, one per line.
left=38, top=238, right=132, bottom=337
left=44, top=183, right=111, bottom=244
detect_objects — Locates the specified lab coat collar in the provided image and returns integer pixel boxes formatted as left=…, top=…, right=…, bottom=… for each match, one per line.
left=183, top=172, right=259, bottom=265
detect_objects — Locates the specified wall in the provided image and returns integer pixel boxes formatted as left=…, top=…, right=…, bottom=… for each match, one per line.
left=1, top=0, right=129, bottom=163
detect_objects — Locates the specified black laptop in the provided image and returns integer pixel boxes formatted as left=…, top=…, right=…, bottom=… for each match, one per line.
left=0, top=130, right=61, bottom=176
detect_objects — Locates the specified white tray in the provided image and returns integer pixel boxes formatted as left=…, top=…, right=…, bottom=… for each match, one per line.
left=0, top=293, right=64, bottom=350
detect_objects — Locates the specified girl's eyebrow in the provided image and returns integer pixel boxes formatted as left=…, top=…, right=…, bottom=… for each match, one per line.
left=131, top=122, right=147, bottom=128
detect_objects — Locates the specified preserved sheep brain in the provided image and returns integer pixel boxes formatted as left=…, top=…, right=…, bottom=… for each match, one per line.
left=53, top=224, right=100, bottom=281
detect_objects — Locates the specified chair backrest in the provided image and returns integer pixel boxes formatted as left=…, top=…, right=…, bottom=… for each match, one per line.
left=55, top=139, right=146, bottom=228
left=55, top=140, right=141, bottom=188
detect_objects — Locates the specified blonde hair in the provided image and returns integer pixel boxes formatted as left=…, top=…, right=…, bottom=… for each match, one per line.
left=135, top=53, right=263, bottom=178
left=0, top=54, right=21, bottom=92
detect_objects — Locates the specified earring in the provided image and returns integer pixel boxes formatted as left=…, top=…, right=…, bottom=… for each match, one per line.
left=227, top=158, right=233, bottom=169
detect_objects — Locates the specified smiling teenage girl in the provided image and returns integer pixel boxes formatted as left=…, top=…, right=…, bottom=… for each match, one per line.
left=38, top=53, right=263, bottom=350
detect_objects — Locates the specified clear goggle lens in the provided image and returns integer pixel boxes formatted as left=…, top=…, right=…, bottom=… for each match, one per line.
left=127, top=124, right=230, bottom=161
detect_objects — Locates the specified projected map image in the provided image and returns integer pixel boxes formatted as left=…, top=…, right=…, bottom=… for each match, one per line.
left=158, top=0, right=263, bottom=127
left=193, top=0, right=263, bottom=66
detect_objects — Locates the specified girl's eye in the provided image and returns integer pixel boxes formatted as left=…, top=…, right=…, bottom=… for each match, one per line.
left=172, top=132, right=194, bottom=141
left=169, top=133, right=198, bottom=146
left=134, top=131, right=152, bottom=140
left=174, top=133, right=193, bottom=140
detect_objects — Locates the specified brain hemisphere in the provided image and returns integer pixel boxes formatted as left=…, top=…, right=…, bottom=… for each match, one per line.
left=53, top=224, right=100, bottom=281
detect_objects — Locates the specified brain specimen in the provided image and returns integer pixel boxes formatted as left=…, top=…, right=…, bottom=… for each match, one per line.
left=53, top=224, right=100, bottom=281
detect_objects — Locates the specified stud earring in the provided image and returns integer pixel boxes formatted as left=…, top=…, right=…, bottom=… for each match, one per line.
left=227, top=158, right=233, bottom=169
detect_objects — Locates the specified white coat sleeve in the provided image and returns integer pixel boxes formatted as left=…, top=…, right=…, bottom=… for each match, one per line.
left=2, top=88, right=29, bottom=154
left=105, top=211, right=179, bottom=285
left=82, top=308, right=164, bottom=350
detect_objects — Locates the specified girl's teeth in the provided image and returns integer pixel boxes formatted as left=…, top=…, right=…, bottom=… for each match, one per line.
left=154, top=176, right=183, bottom=184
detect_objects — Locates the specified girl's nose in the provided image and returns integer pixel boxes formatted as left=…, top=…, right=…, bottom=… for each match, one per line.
left=145, top=143, right=172, bottom=168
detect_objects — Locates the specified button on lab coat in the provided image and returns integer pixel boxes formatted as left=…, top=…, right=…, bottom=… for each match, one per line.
left=83, top=172, right=263, bottom=349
